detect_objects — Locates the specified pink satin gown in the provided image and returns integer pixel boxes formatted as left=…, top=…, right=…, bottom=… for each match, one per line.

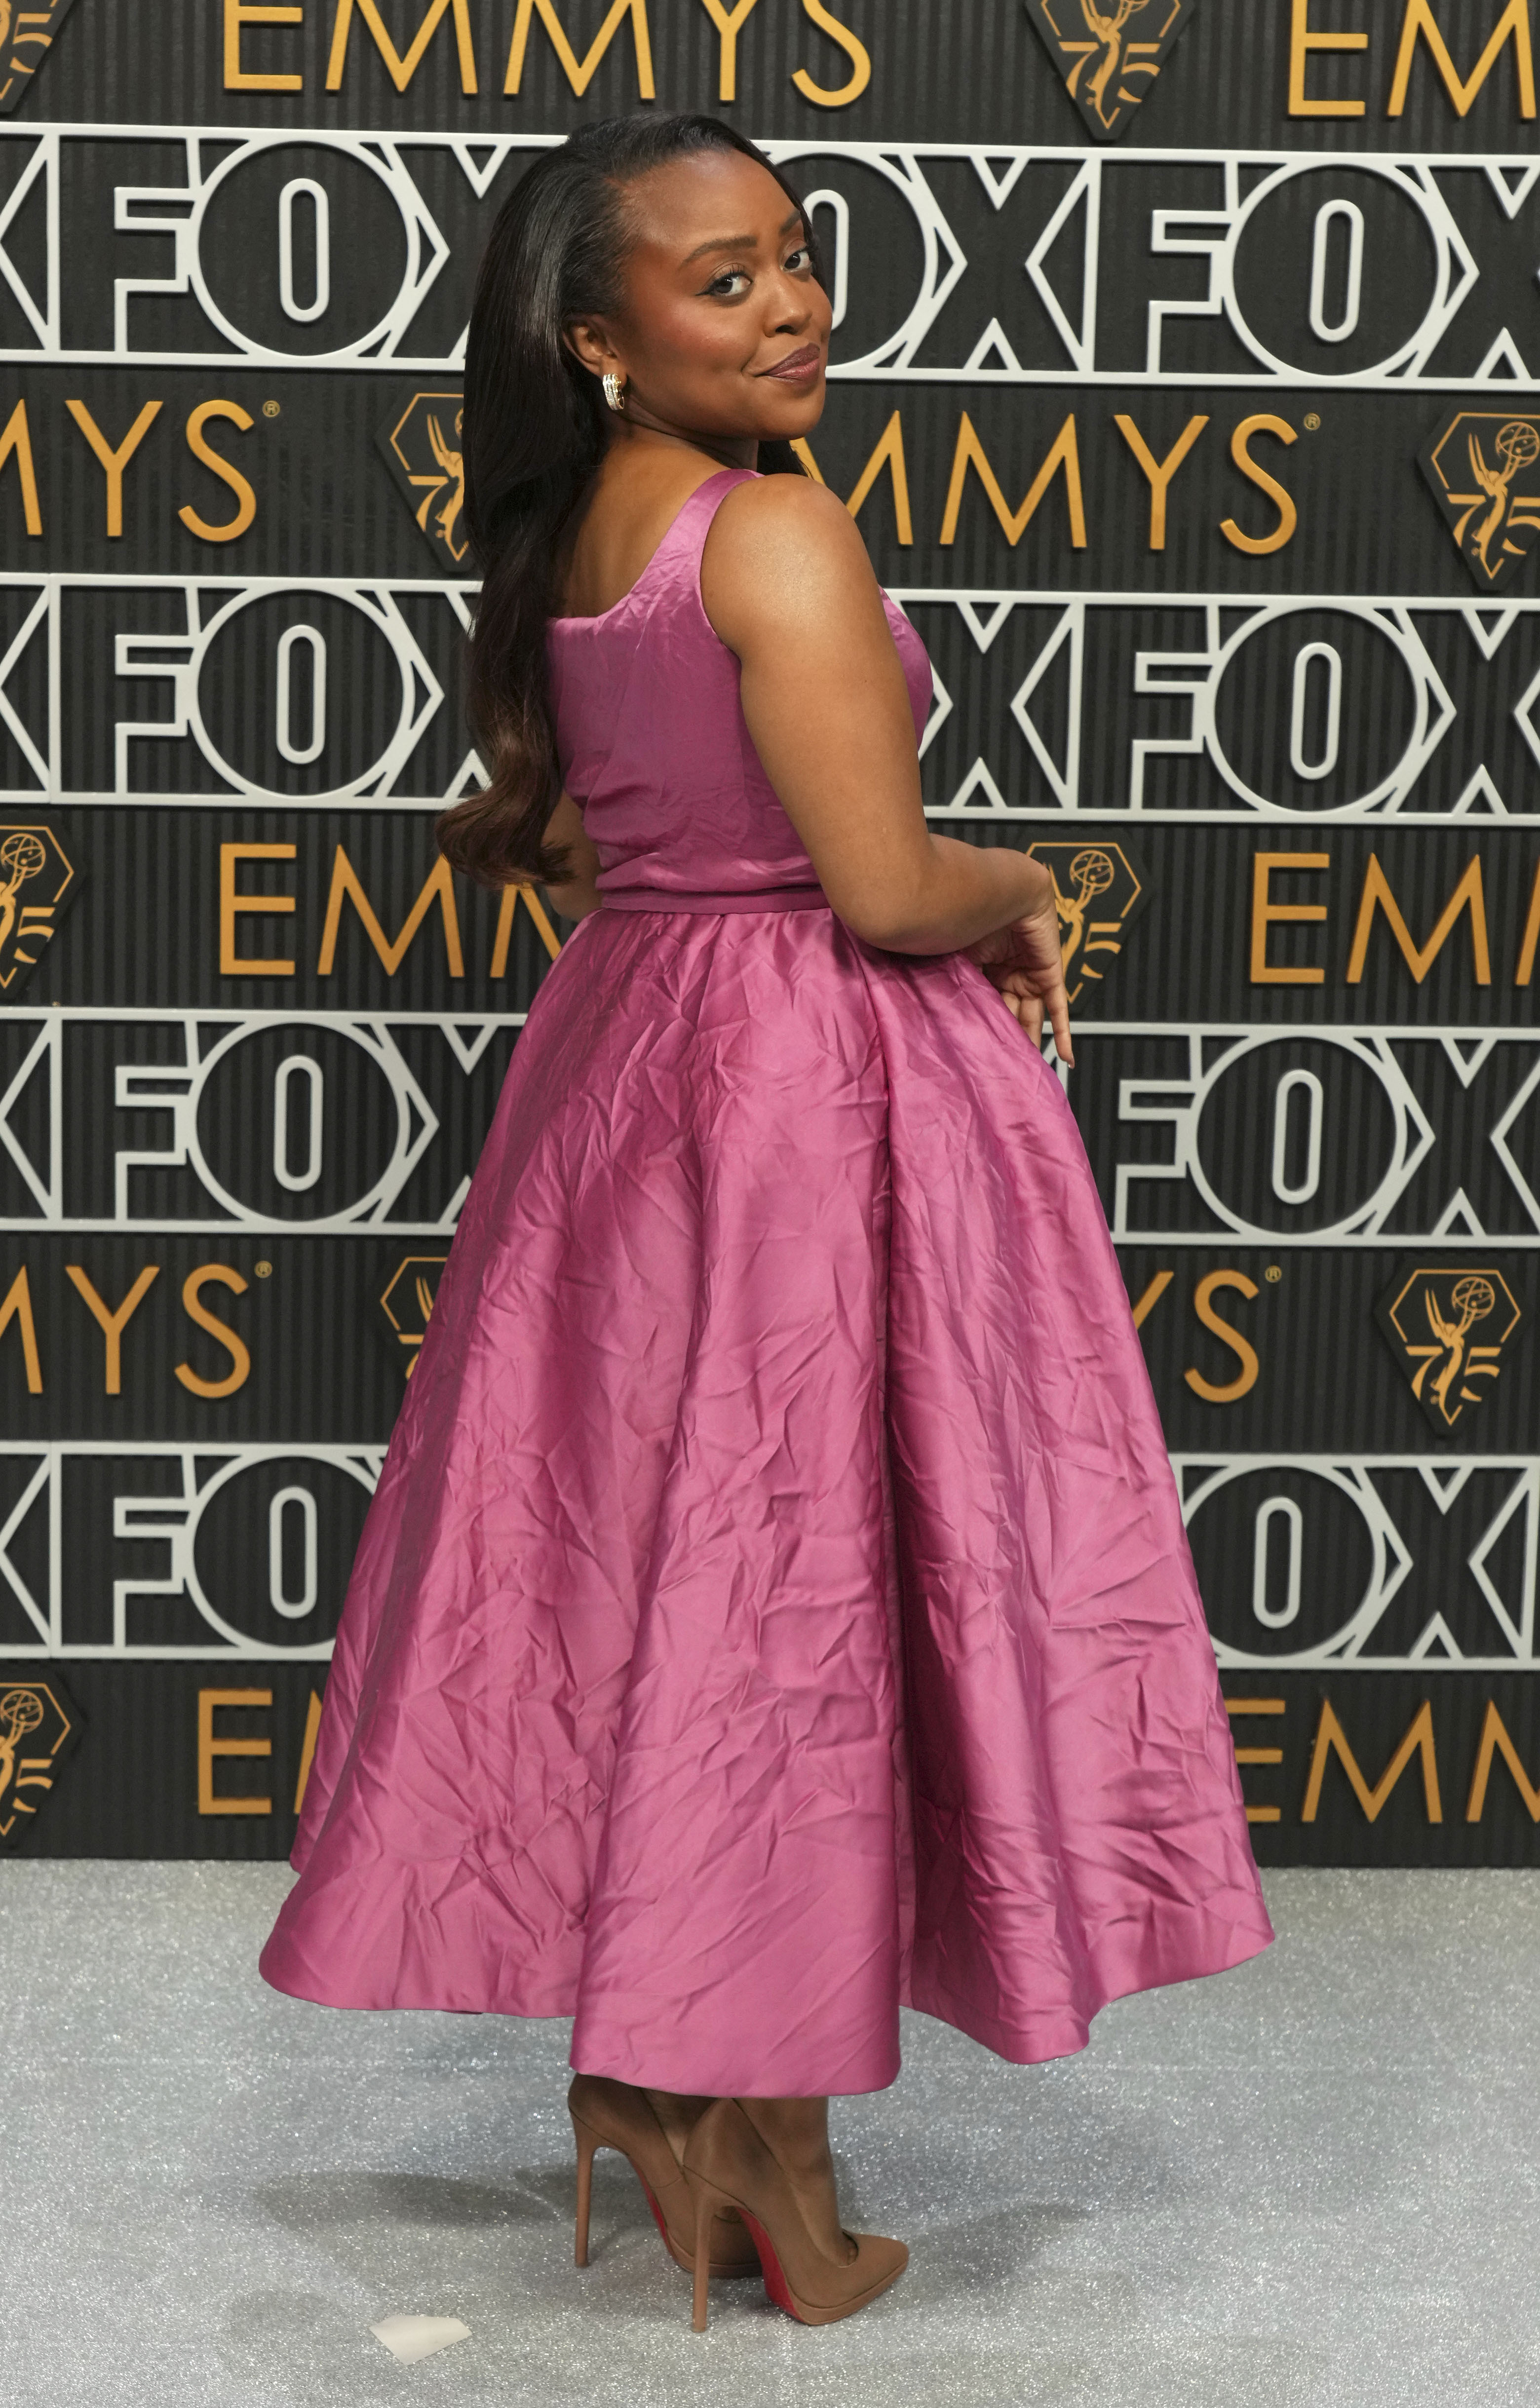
left=260, top=468, right=1272, bottom=2093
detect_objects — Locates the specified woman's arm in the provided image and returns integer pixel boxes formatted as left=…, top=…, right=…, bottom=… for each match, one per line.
left=701, top=478, right=1072, bottom=1059
left=540, top=791, right=604, bottom=921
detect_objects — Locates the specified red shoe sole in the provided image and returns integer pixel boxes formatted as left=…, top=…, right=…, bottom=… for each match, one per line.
left=638, top=2177, right=672, bottom=2250
left=638, top=2173, right=758, bottom=2282
left=740, top=2209, right=906, bottom=2327
left=742, top=2212, right=803, bottom=2321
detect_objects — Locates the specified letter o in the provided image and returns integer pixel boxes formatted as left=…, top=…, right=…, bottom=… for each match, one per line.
left=278, top=179, right=331, bottom=324
left=268, top=1486, right=319, bottom=1619
left=1309, top=200, right=1364, bottom=344
left=1253, top=1496, right=1304, bottom=1628
left=275, top=625, right=327, bottom=765
left=272, top=1054, right=324, bottom=1193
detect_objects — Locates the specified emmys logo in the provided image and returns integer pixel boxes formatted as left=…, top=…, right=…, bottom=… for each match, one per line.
left=1025, top=841, right=1146, bottom=1004
left=380, top=1254, right=447, bottom=1376
left=1377, top=1267, right=1523, bottom=1434
left=1419, top=413, right=1540, bottom=591
left=0, top=821, right=75, bottom=994
left=0, top=1679, right=78, bottom=1845
left=1022, top=0, right=1196, bottom=140
left=378, top=393, right=469, bottom=571
left=0, top=0, right=78, bottom=114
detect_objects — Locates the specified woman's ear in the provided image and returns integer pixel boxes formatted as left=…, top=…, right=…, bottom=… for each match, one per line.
left=564, top=318, right=617, bottom=378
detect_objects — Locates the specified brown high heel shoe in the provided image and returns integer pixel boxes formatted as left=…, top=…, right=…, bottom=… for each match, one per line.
left=682, top=2096, right=908, bottom=2332
left=568, top=2076, right=760, bottom=2280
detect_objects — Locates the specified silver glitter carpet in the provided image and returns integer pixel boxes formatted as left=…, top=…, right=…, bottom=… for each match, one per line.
left=5, top=1863, right=1537, bottom=2407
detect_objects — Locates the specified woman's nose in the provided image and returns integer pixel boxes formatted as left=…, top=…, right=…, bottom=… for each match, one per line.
left=766, top=279, right=812, bottom=333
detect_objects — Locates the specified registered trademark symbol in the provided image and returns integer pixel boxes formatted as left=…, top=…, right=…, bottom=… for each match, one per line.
left=254, top=1261, right=273, bottom=1278
left=1303, top=413, right=1321, bottom=432
left=1265, top=1264, right=1283, bottom=1283
left=262, top=400, right=281, bottom=418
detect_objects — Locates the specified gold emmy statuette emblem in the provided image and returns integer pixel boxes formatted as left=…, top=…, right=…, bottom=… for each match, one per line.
left=0, top=0, right=80, bottom=115
left=1419, top=412, right=1540, bottom=591
left=1376, top=1266, right=1524, bottom=1434
left=0, top=821, right=76, bottom=996
left=380, top=1255, right=449, bottom=1376
left=1025, top=841, right=1147, bottom=1004
left=0, top=1679, right=79, bottom=1846
left=378, top=394, right=469, bottom=572
left=1021, top=0, right=1196, bottom=140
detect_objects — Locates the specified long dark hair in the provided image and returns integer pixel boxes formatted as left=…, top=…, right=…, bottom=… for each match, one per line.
left=438, top=115, right=818, bottom=890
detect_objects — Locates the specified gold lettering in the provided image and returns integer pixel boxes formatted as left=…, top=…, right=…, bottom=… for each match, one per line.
left=0, top=1265, right=41, bottom=1393
left=939, top=412, right=1086, bottom=549
left=318, top=846, right=464, bottom=977
left=1251, top=850, right=1329, bottom=985
left=1388, top=0, right=1536, bottom=118
left=0, top=399, right=42, bottom=537
left=693, top=0, right=764, bottom=101
left=1113, top=413, right=1208, bottom=550
left=491, top=881, right=561, bottom=975
left=794, top=411, right=914, bottom=545
left=326, top=0, right=477, bottom=93
left=1345, top=853, right=1491, bottom=986
left=504, top=0, right=654, bottom=97
left=1303, top=1698, right=1442, bottom=1824
left=1288, top=0, right=1367, bottom=115
left=221, top=843, right=297, bottom=977
left=64, top=1264, right=159, bottom=1396
left=65, top=399, right=161, bottom=540
left=1219, top=415, right=1298, bottom=556
left=224, top=0, right=304, bottom=91
left=1466, top=1700, right=1540, bottom=1820
left=1130, top=1268, right=1175, bottom=1329
left=179, top=401, right=257, bottom=544
left=791, top=0, right=871, bottom=105
left=1226, top=1697, right=1286, bottom=1826
left=198, top=1688, right=272, bottom=1816
left=175, top=1266, right=252, bottom=1401
left=294, top=1688, right=325, bottom=1813
left=1517, top=859, right=1540, bottom=986
left=1184, top=1270, right=1260, bottom=1405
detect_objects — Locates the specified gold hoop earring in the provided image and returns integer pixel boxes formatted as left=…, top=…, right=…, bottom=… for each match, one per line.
left=602, top=371, right=627, bottom=415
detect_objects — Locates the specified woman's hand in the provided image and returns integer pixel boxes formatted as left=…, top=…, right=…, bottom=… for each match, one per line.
left=540, top=791, right=603, bottom=920
left=965, top=885, right=1075, bottom=1068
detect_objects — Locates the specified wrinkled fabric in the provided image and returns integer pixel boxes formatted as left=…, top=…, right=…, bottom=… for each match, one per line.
left=260, top=469, right=1272, bottom=2090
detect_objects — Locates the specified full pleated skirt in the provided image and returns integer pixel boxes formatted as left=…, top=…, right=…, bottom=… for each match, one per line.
left=259, top=908, right=1271, bottom=2092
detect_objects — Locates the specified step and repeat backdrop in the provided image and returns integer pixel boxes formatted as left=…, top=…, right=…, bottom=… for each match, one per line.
left=0, top=0, right=1539, bottom=1863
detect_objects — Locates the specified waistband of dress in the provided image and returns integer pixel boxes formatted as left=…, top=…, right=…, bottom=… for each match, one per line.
left=598, top=884, right=828, bottom=916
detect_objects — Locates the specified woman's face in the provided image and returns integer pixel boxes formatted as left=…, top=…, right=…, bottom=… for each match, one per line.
left=567, top=151, right=832, bottom=445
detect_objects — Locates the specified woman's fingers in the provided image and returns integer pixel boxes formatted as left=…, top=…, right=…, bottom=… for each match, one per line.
left=993, top=975, right=1074, bottom=1067
left=984, top=964, right=1073, bottom=1068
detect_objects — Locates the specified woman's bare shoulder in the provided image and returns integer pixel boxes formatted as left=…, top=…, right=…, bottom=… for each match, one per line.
left=562, top=454, right=725, bottom=616
left=703, top=472, right=880, bottom=648
left=711, top=470, right=866, bottom=567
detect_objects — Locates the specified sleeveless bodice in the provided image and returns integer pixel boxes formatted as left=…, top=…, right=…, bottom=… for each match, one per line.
left=546, top=467, right=933, bottom=906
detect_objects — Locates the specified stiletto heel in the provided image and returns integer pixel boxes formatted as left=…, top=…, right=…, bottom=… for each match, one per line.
left=683, top=2099, right=907, bottom=2328
left=689, top=2179, right=726, bottom=2332
left=572, top=2112, right=596, bottom=2266
left=565, top=2076, right=760, bottom=2285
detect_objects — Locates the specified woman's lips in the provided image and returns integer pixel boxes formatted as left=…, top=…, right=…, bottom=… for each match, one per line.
left=761, top=344, right=823, bottom=384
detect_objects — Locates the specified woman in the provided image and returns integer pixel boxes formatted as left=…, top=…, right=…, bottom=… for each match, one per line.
left=261, top=114, right=1272, bottom=2334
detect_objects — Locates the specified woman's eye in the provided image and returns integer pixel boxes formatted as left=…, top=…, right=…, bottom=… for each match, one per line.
left=784, top=246, right=811, bottom=274
left=706, top=268, right=752, bottom=298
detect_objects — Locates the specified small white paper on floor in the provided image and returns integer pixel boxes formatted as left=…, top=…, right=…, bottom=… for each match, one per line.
left=370, top=2315, right=471, bottom=2364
